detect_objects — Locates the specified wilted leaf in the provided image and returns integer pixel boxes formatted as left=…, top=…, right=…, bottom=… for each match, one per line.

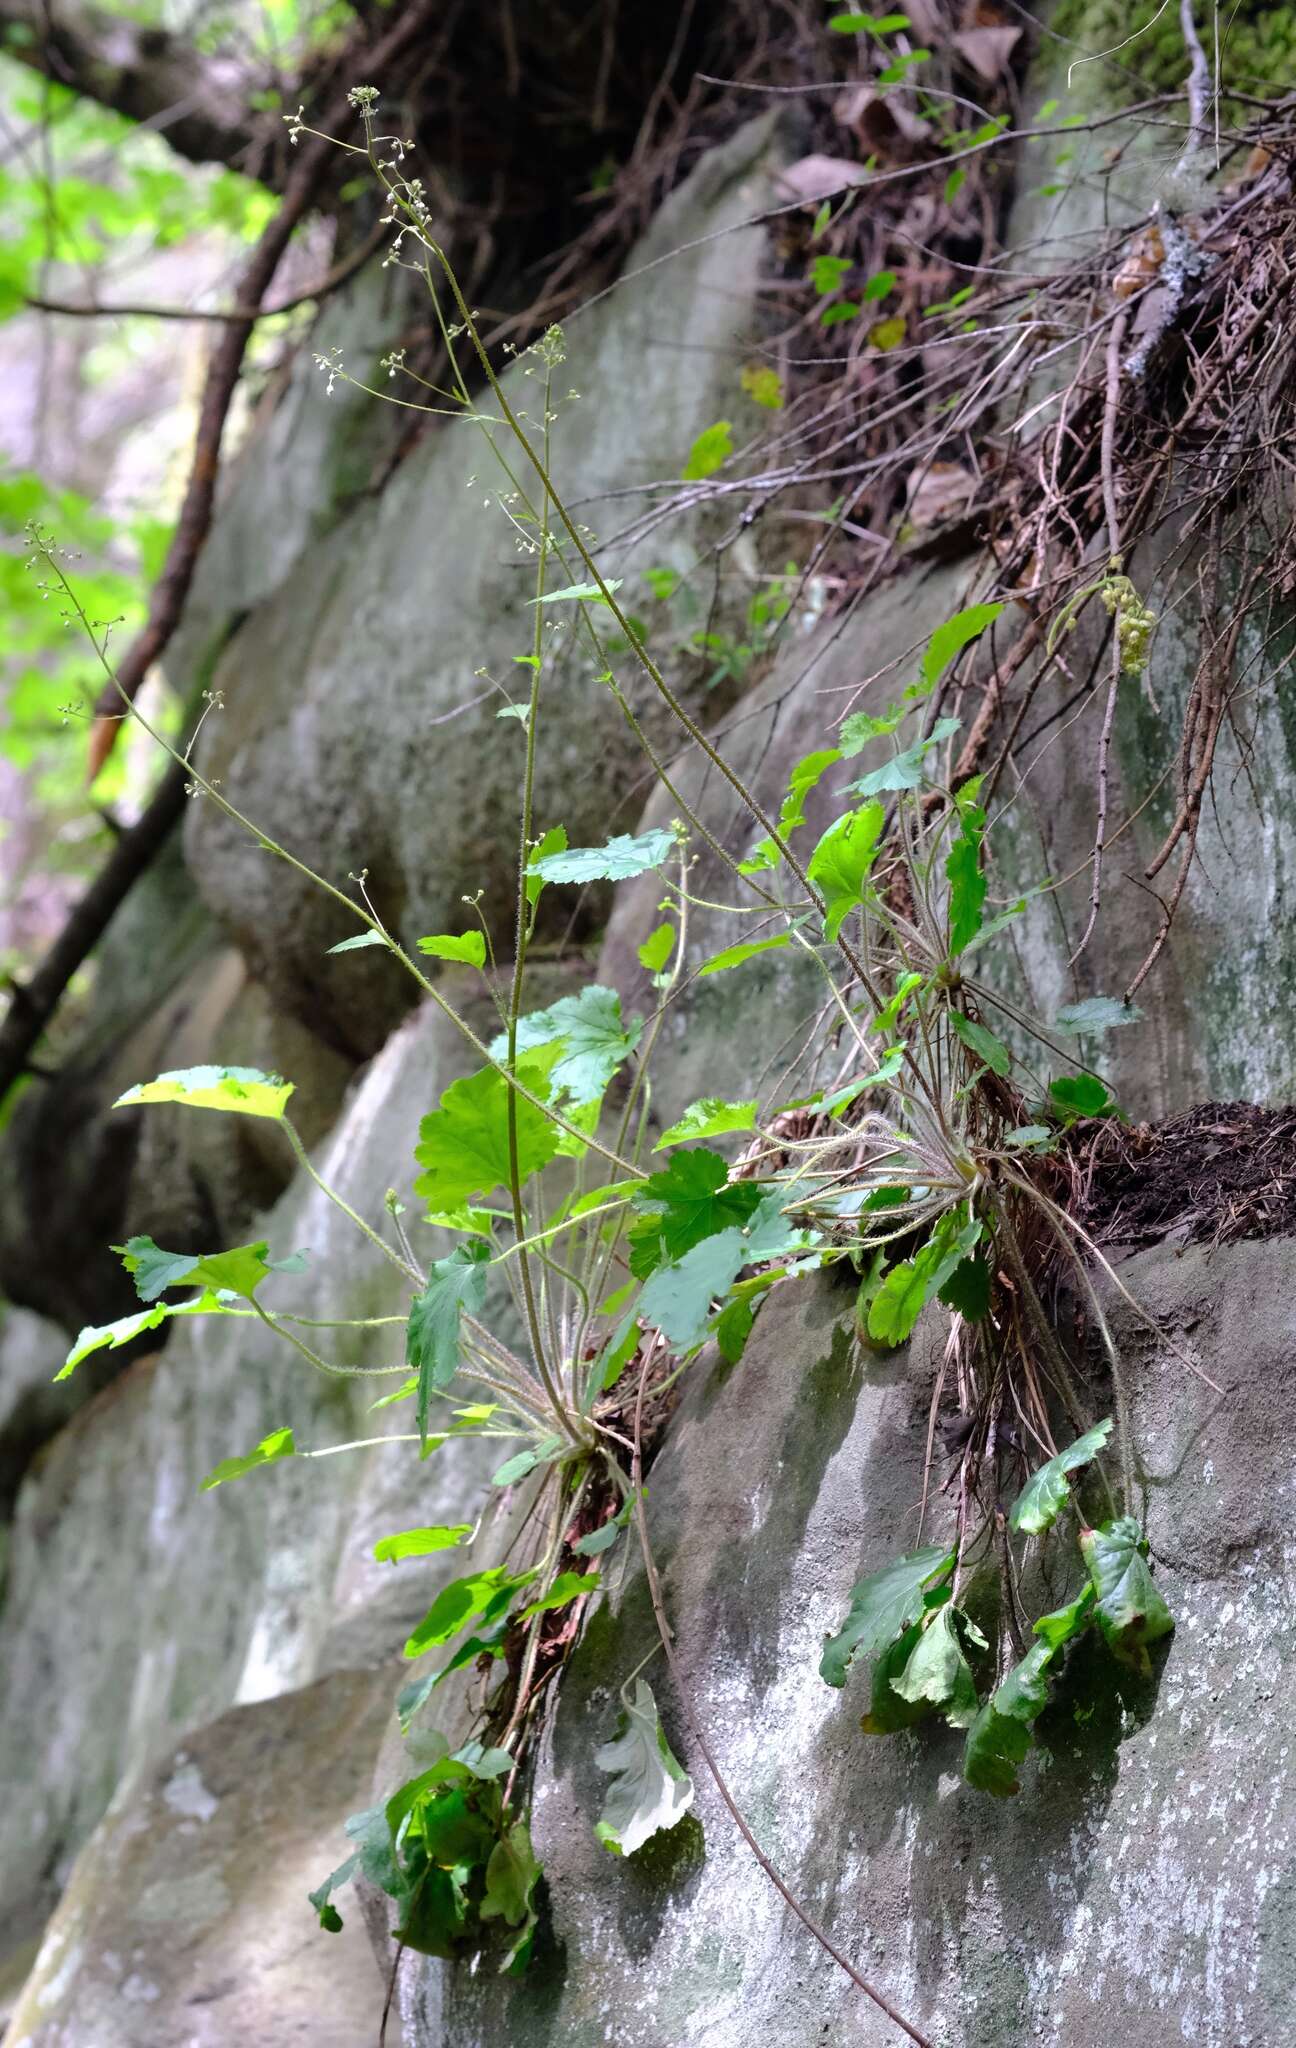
left=820, top=1544, right=954, bottom=1687
left=952, top=24, right=1021, bottom=80
left=776, top=154, right=870, bottom=204
left=1010, top=1418, right=1113, bottom=1535
left=859, top=1622, right=936, bottom=1732
left=114, top=1063, right=293, bottom=1120
left=595, top=1679, right=694, bottom=1856
left=962, top=1636, right=1055, bottom=1795
left=1080, top=1515, right=1174, bottom=1673
left=891, top=1604, right=980, bottom=1727
left=406, top=1241, right=491, bottom=1443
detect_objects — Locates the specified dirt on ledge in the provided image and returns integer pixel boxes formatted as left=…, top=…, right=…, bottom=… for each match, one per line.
left=1076, top=1102, right=1296, bottom=1252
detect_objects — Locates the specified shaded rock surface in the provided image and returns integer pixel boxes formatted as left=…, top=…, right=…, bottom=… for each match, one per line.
left=184, top=114, right=791, bottom=1057
left=3, top=1669, right=399, bottom=2048
left=390, top=1237, right=1296, bottom=2048
left=0, top=987, right=504, bottom=1985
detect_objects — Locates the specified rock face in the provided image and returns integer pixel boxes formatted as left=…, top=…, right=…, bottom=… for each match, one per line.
left=3, top=1670, right=397, bottom=2048
left=0, top=989, right=500, bottom=1987
left=388, top=1236, right=1296, bottom=2048
left=183, top=114, right=792, bottom=1057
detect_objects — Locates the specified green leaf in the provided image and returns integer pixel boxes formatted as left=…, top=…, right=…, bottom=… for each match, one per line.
left=308, top=1851, right=359, bottom=1932
left=839, top=706, right=905, bottom=754
left=743, top=748, right=843, bottom=874
left=491, top=1434, right=564, bottom=1488
left=1080, top=1516, right=1174, bottom=1674
left=417, top=932, right=488, bottom=968
left=406, top=1241, right=492, bottom=1443
left=740, top=364, right=784, bottom=410
left=630, top=1148, right=762, bottom=1275
left=807, top=803, right=886, bottom=941
left=891, top=1604, right=980, bottom=1727
left=527, top=828, right=675, bottom=886
left=528, top=578, right=624, bottom=605
left=820, top=301, right=860, bottom=328
left=653, top=1097, right=758, bottom=1150
left=859, top=1622, right=935, bottom=1733
left=866, top=1212, right=983, bottom=1347
left=201, top=1426, right=295, bottom=1491
left=404, top=1566, right=538, bottom=1658
left=573, top=1493, right=637, bottom=1556
left=1010, top=1418, right=1114, bottom=1535
left=637, top=1189, right=813, bottom=1349
left=480, top=1819, right=541, bottom=1938
left=595, top=1679, right=694, bottom=1856
left=714, top=1294, right=754, bottom=1365
left=938, top=1252, right=991, bottom=1321
left=829, top=9, right=910, bottom=26
left=374, top=1525, right=474, bottom=1564
left=862, top=269, right=896, bottom=302
left=820, top=1544, right=954, bottom=1687
left=516, top=1570, right=600, bottom=1621
left=637, top=923, right=675, bottom=974
left=963, top=1638, right=1057, bottom=1795
left=945, top=798, right=987, bottom=956
left=848, top=717, right=960, bottom=798
left=1048, top=1073, right=1115, bottom=1120
left=1053, top=997, right=1141, bottom=1035
left=681, top=421, right=733, bottom=481
left=492, top=985, right=641, bottom=1107
left=1004, top=1124, right=1051, bottom=1149
left=698, top=934, right=791, bottom=977
left=1032, top=1582, right=1096, bottom=1649
left=949, top=1010, right=1011, bottom=1076
left=115, top=1234, right=274, bottom=1305
left=58, top=1294, right=224, bottom=1380
left=114, top=1063, right=293, bottom=1120
left=414, top=1055, right=560, bottom=1214
left=586, top=1312, right=642, bottom=1401
left=327, top=931, right=389, bottom=954
left=525, top=825, right=567, bottom=909
left=921, top=602, right=1005, bottom=690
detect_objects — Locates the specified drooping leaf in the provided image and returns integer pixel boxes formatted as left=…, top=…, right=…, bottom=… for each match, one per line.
left=945, top=796, right=987, bottom=956
left=1032, top=1582, right=1095, bottom=1649
left=859, top=1622, right=937, bottom=1733
left=414, top=1055, right=561, bottom=1214
left=938, top=1252, right=991, bottom=1321
left=58, top=1293, right=225, bottom=1380
left=1048, top=1073, right=1116, bottom=1120
left=526, top=828, right=676, bottom=886
left=417, top=932, right=488, bottom=968
left=404, top=1566, right=538, bottom=1658
left=890, top=1604, right=981, bottom=1727
left=406, top=1241, right=491, bottom=1444
left=714, top=1295, right=754, bottom=1365
left=807, top=802, right=886, bottom=941
left=491, top=985, right=641, bottom=1106
left=962, top=1637, right=1057, bottom=1795
left=201, top=1426, right=295, bottom=1491
left=1080, top=1515, right=1174, bottom=1674
left=949, top=1010, right=1011, bottom=1077
left=374, top=1525, right=474, bottom=1565
left=113, top=1064, right=294, bottom=1120
left=681, top=420, right=733, bottom=480
left=866, top=1213, right=983, bottom=1348
left=1010, top=1418, right=1114, bottom=1535
left=698, top=934, right=791, bottom=977
left=653, top=1097, right=758, bottom=1150
left=820, top=1544, right=954, bottom=1688
left=920, top=602, right=1005, bottom=690
left=480, top=1819, right=542, bottom=1971
left=516, top=1570, right=600, bottom=1621
left=1052, top=996, right=1141, bottom=1035
left=594, top=1679, right=694, bottom=1856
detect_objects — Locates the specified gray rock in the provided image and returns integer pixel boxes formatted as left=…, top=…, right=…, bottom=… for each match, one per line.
left=391, top=1236, right=1296, bottom=2048
left=0, top=983, right=510, bottom=1985
left=1, top=1668, right=399, bottom=2048
left=184, top=115, right=793, bottom=1056
left=0, top=1306, right=70, bottom=1521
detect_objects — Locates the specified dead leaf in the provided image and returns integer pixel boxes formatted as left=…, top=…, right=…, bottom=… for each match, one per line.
left=905, top=461, right=977, bottom=527
left=775, top=154, right=870, bottom=205
left=1111, top=223, right=1165, bottom=301
left=834, top=87, right=930, bottom=162
left=951, top=25, right=1021, bottom=80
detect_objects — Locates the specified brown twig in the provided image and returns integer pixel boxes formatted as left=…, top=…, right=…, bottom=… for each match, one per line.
left=629, top=1353, right=939, bottom=2048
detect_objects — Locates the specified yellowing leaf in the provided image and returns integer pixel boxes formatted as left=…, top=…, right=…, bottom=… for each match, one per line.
left=114, top=1064, right=293, bottom=1120
left=868, top=315, right=907, bottom=351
